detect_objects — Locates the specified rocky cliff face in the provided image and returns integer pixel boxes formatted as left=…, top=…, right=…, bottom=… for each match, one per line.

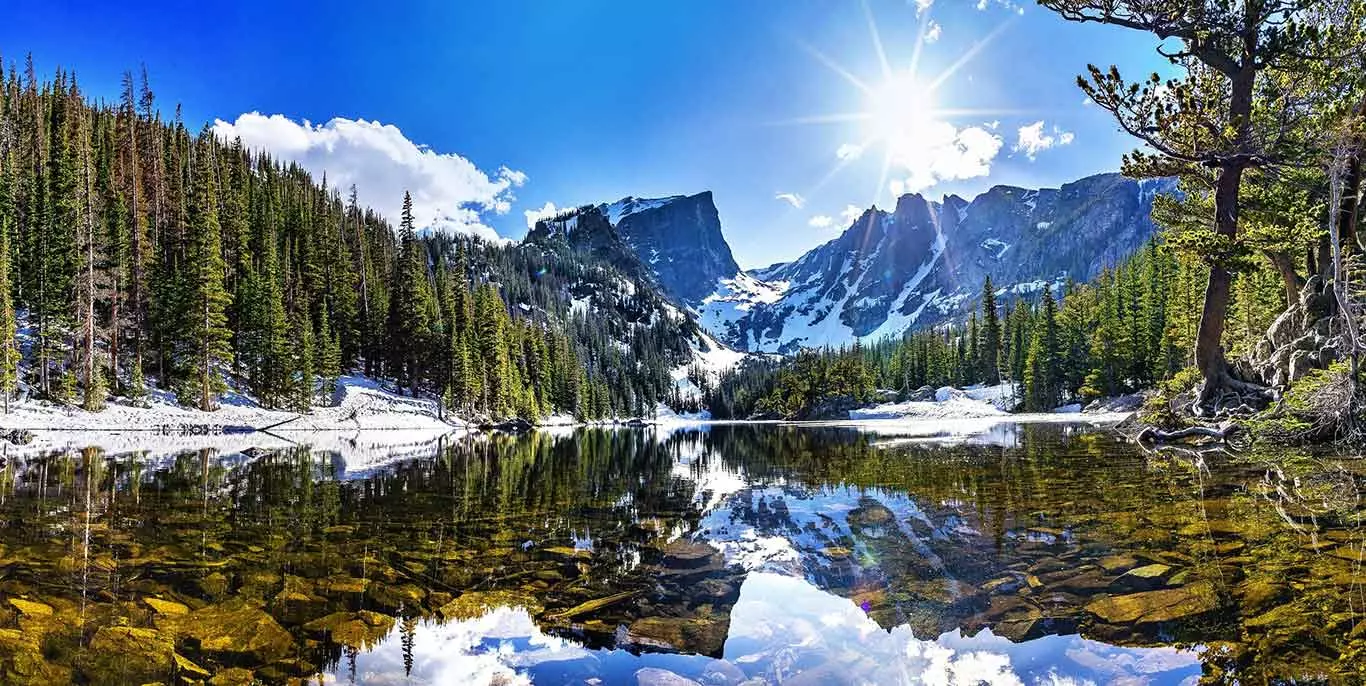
left=699, top=173, right=1175, bottom=352
left=607, top=192, right=740, bottom=305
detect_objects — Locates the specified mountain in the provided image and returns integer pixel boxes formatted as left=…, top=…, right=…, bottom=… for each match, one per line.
left=698, top=173, right=1176, bottom=352
left=528, top=173, right=1174, bottom=356
left=601, top=192, right=741, bottom=304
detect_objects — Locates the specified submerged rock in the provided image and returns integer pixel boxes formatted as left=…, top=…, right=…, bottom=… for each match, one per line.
left=626, top=614, right=730, bottom=657
left=157, top=598, right=294, bottom=664
left=1084, top=581, right=1218, bottom=625
left=88, top=626, right=175, bottom=678
left=302, top=610, right=395, bottom=649
left=1109, top=563, right=1174, bottom=592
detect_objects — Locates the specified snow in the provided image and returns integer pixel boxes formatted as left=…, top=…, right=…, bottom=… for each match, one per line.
left=2, top=374, right=463, bottom=457
left=962, top=382, right=1020, bottom=411
left=599, top=195, right=683, bottom=226
left=850, top=395, right=1005, bottom=421
left=1054, top=403, right=1083, bottom=414
left=980, top=238, right=1011, bottom=259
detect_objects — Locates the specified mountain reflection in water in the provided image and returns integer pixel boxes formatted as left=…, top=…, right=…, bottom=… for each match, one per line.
left=0, top=422, right=1361, bottom=684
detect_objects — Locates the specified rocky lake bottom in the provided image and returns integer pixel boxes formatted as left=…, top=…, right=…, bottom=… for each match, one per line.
left=0, top=422, right=1361, bottom=684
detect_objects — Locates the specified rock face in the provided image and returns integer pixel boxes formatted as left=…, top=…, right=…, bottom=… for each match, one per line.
left=1240, top=275, right=1345, bottom=387
left=696, top=173, right=1175, bottom=352
left=608, top=192, right=740, bottom=304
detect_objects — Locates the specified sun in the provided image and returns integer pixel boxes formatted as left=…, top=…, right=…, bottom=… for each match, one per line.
left=867, top=73, right=937, bottom=144
left=775, top=2, right=1016, bottom=205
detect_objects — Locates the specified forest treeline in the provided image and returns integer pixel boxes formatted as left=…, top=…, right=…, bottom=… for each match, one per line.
left=0, top=57, right=700, bottom=421
left=706, top=241, right=1277, bottom=418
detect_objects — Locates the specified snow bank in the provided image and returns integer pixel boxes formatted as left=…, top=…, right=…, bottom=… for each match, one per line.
left=962, top=383, right=1019, bottom=411
left=850, top=396, right=1006, bottom=421
left=1, top=374, right=464, bottom=456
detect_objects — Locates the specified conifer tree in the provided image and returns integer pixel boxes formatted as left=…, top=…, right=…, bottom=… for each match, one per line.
left=1024, top=288, right=1062, bottom=411
left=979, top=276, right=1001, bottom=385
left=184, top=131, right=232, bottom=410
left=0, top=201, right=17, bottom=412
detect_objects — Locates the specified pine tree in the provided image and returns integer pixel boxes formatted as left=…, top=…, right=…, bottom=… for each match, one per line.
left=291, top=306, right=315, bottom=412
left=1024, top=287, right=1062, bottom=411
left=979, top=276, right=1001, bottom=385
left=184, top=131, right=232, bottom=410
left=319, top=305, right=341, bottom=404
left=0, top=201, right=17, bottom=412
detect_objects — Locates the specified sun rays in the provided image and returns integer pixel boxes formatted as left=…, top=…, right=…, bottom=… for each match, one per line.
left=777, top=1, right=1021, bottom=212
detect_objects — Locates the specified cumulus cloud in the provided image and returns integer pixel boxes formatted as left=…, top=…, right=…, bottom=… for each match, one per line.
left=523, top=202, right=562, bottom=229
left=808, top=215, right=834, bottom=229
left=1014, top=120, right=1075, bottom=160
left=776, top=192, right=807, bottom=209
left=212, top=112, right=524, bottom=243
left=885, top=122, right=1003, bottom=195
left=841, top=204, right=865, bottom=225
left=925, top=20, right=943, bottom=43
left=914, top=0, right=934, bottom=14
left=835, top=143, right=865, bottom=161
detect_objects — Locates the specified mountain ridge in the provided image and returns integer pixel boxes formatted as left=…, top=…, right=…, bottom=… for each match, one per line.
left=526, top=172, right=1176, bottom=354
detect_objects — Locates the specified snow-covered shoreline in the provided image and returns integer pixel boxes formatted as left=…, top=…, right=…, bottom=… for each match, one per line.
left=0, top=374, right=1132, bottom=462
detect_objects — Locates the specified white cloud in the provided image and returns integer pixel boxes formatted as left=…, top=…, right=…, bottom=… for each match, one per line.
left=775, top=192, right=806, bottom=209
left=808, top=215, right=834, bottom=229
left=976, top=0, right=1023, bottom=12
left=1014, top=120, right=1075, bottom=160
left=885, top=122, right=1003, bottom=194
left=523, top=202, right=561, bottom=229
left=841, top=204, right=864, bottom=225
left=1082, top=96, right=1094, bottom=107
left=212, top=112, right=523, bottom=243
left=914, top=0, right=934, bottom=14
left=835, top=143, right=865, bottom=161
left=925, top=20, right=943, bottom=43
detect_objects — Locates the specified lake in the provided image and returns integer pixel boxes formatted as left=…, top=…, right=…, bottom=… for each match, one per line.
left=0, top=422, right=1362, bottom=684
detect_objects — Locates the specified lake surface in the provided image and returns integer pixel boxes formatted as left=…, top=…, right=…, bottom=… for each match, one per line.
left=0, top=422, right=1363, bottom=684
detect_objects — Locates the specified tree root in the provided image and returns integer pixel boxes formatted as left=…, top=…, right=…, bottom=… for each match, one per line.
left=1193, top=372, right=1276, bottom=419
left=1137, top=420, right=1249, bottom=450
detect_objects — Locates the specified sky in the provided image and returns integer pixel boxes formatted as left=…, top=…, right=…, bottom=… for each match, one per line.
left=3, top=0, right=1170, bottom=268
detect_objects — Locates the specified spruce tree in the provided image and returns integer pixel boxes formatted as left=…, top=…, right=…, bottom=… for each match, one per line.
left=1024, top=288, right=1062, bottom=412
left=0, top=205, right=17, bottom=412
left=184, top=131, right=232, bottom=410
left=979, top=276, right=1001, bottom=385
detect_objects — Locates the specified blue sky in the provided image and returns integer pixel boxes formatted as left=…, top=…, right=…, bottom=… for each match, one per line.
left=4, top=0, right=1168, bottom=268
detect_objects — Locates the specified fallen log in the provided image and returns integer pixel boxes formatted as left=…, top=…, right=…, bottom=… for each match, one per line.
left=1137, top=421, right=1243, bottom=446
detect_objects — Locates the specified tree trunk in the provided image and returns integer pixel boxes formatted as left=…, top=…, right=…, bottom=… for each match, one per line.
left=1193, top=164, right=1244, bottom=409
left=1341, top=115, right=1363, bottom=255
left=1264, top=250, right=1304, bottom=308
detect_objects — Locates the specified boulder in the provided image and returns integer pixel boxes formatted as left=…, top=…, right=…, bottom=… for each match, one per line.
left=1108, top=563, right=1173, bottom=592
left=1084, top=581, right=1218, bottom=625
left=88, top=626, right=176, bottom=678
left=907, top=385, right=937, bottom=402
left=626, top=615, right=730, bottom=657
left=157, top=598, right=294, bottom=664
left=795, top=395, right=858, bottom=420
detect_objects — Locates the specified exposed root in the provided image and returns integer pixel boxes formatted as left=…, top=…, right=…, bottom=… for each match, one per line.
left=1192, top=372, right=1276, bottom=419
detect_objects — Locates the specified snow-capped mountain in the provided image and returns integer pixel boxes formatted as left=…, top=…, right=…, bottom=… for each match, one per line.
left=528, top=173, right=1174, bottom=355
left=701, top=173, right=1176, bottom=352
left=600, top=192, right=741, bottom=304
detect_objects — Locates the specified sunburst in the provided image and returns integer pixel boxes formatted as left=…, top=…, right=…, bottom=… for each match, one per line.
left=777, top=1, right=1023, bottom=207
